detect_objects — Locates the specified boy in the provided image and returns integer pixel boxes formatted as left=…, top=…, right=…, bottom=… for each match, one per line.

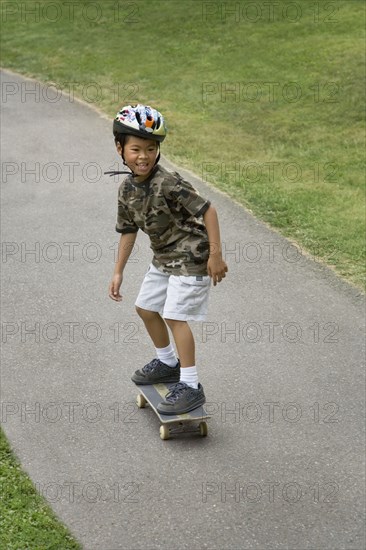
left=108, top=104, right=227, bottom=414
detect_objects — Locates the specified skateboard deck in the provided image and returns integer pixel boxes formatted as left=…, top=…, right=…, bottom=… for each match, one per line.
left=134, top=382, right=210, bottom=440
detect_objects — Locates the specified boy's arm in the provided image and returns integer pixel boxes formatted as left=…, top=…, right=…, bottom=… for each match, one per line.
left=109, top=232, right=138, bottom=301
left=203, top=205, right=228, bottom=286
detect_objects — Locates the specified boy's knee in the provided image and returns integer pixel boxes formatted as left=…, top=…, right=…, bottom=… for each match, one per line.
left=135, top=306, right=158, bottom=321
left=163, top=317, right=186, bottom=328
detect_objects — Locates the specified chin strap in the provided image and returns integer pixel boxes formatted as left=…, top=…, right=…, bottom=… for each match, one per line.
left=104, top=170, right=134, bottom=177
left=104, top=151, right=160, bottom=178
left=104, top=152, right=135, bottom=177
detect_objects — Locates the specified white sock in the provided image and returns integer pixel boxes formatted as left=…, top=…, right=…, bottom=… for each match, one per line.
left=180, top=366, right=198, bottom=389
left=155, top=343, right=178, bottom=367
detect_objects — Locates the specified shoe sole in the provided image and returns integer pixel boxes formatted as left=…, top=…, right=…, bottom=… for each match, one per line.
left=131, top=377, right=180, bottom=385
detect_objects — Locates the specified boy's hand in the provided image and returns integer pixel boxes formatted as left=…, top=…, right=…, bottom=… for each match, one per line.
left=109, top=273, right=123, bottom=301
left=207, top=256, right=228, bottom=286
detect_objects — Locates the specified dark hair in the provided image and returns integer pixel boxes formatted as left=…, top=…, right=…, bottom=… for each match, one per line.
left=114, top=133, right=159, bottom=147
left=114, top=133, right=126, bottom=148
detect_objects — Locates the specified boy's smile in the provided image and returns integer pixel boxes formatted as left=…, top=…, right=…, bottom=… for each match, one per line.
left=117, top=136, right=159, bottom=182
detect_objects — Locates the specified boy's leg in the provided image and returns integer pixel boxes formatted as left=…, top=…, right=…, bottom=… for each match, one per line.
left=132, top=265, right=180, bottom=384
left=162, top=319, right=195, bottom=367
left=156, top=274, right=210, bottom=414
left=135, top=307, right=170, bottom=348
left=134, top=264, right=173, bottom=350
left=135, top=307, right=178, bottom=367
left=132, top=307, right=180, bottom=384
left=164, top=318, right=198, bottom=388
left=163, top=272, right=211, bottom=375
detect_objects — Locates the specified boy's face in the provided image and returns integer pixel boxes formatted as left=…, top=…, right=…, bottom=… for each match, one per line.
left=117, top=136, right=159, bottom=181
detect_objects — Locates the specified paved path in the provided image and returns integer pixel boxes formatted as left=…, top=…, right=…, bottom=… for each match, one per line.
left=1, top=69, right=365, bottom=550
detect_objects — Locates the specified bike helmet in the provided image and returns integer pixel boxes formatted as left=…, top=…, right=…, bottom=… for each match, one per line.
left=113, top=104, right=167, bottom=142
left=105, top=104, right=167, bottom=178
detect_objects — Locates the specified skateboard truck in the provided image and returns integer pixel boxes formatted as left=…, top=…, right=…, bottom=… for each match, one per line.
left=135, top=383, right=210, bottom=440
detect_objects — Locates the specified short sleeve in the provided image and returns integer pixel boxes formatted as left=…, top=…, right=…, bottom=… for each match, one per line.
left=115, top=194, right=139, bottom=234
left=165, top=175, right=211, bottom=218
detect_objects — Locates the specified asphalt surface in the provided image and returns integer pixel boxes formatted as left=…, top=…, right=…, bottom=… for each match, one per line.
left=1, top=68, right=365, bottom=550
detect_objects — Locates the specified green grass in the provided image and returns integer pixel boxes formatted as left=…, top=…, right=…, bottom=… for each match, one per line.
left=1, top=0, right=364, bottom=289
left=0, top=428, right=81, bottom=549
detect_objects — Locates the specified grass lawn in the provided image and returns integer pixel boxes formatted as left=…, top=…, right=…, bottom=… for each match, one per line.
left=0, top=428, right=81, bottom=549
left=1, top=0, right=364, bottom=289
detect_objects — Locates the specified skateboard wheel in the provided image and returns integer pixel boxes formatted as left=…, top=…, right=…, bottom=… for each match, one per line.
left=159, top=425, right=170, bottom=440
left=199, top=422, right=208, bottom=437
left=136, top=394, right=147, bottom=408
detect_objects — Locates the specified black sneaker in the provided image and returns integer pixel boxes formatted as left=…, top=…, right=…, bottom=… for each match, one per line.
left=157, top=382, right=206, bottom=415
left=131, top=358, right=180, bottom=385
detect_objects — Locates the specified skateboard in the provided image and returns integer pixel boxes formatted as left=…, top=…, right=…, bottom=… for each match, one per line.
left=134, top=382, right=210, bottom=440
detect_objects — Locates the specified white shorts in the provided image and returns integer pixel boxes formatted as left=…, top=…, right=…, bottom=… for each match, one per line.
left=135, top=264, right=211, bottom=321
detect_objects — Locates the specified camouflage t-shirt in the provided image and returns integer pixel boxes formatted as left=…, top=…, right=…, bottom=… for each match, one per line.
left=115, top=165, right=211, bottom=275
